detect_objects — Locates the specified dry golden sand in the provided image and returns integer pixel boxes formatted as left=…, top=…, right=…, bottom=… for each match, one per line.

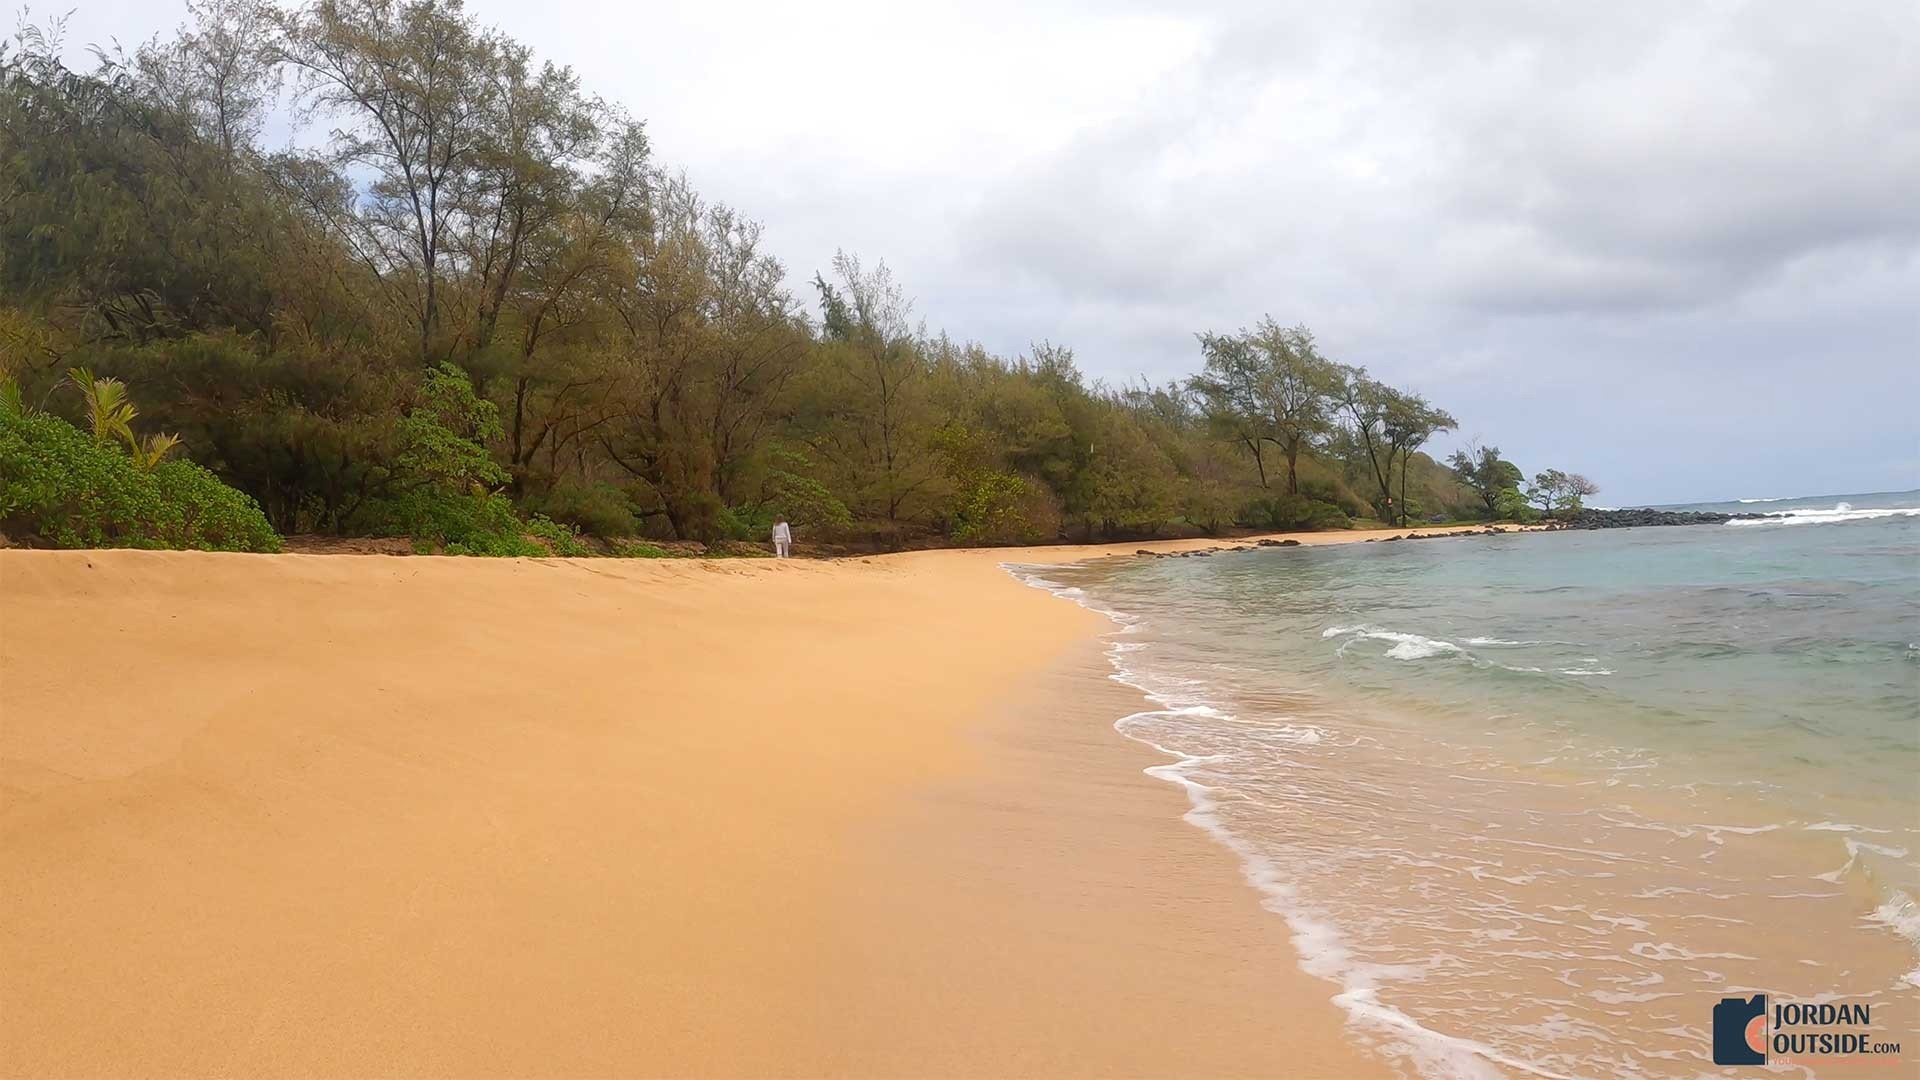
left=0, top=528, right=1469, bottom=1077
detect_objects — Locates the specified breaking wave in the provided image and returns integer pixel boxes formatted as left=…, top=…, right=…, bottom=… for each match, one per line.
left=1731, top=502, right=1920, bottom=527
left=1322, top=624, right=1463, bottom=660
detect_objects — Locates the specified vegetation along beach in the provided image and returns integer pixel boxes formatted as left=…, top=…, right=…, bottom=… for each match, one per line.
left=3, top=1, right=1916, bottom=1077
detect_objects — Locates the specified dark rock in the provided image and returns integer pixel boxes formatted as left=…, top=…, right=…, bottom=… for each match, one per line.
left=1279, top=539, right=1302, bottom=546
left=1553, top=508, right=1761, bottom=530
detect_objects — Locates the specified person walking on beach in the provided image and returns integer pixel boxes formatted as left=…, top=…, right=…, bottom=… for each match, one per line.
left=771, top=518, right=792, bottom=559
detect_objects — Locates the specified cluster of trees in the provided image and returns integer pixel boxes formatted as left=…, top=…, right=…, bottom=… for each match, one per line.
left=0, top=1, right=1569, bottom=553
left=1189, top=318, right=1460, bottom=528
left=1448, top=446, right=1600, bottom=521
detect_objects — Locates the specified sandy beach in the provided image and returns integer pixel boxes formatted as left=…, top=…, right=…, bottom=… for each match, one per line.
left=0, top=528, right=1467, bottom=1077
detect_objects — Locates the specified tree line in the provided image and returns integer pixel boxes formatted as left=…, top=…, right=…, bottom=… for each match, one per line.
left=0, top=1, right=1593, bottom=553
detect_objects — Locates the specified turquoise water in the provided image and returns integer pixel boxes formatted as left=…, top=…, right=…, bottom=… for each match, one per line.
left=1016, top=490, right=1918, bottom=1079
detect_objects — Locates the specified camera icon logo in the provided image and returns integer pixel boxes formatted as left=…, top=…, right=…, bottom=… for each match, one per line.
left=1713, top=994, right=1767, bottom=1065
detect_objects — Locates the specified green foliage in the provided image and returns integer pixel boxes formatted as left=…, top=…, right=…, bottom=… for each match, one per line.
left=62, top=367, right=183, bottom=471
left=69, top=367, right=136, bottom=444
left=522, top=478, right=639, bottom=538
left=1238, top=493, right=1350, bottom=531
left=1529, top=469, right=1568, bottom=517
left=932, top=420, right=1061, bottom=545
left=130, top=431, right=183, bottom=470
left=948, top=469, right=1059, bottom=546
left=713, top=503, right=762, bottom=542
left=1084, top=410, right=1177, bottom=535
left=526, top=514, right=592, bottom=556
left=760, top=449, right=853, bottom=530
left=397, top=364, right=509, bottom=491
left=348, top=364, right=542, bottom=552
left=1190, top=318, right=1341, bottom=495
left=1338, top=371, right=1459, bottom=526
left=1448, top=444, right=1525, bottom=517
left=1494, top=487, right=1539, bottom=522
left=0, top=406, right=280, bottom=551
left=356, top=489, right=540, bottom=556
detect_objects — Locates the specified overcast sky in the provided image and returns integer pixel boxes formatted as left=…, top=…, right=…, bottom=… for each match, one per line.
left=54, top=0, right=1920, bottom=505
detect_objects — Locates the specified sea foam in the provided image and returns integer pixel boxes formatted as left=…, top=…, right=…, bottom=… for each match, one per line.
left=1867, top=891, right=1920, bottom=989
left=1322, top=624, right=1463, bottom=660
left=1729, top=502, right=1920, bottom=527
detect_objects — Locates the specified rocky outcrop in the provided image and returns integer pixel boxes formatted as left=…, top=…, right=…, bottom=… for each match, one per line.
left=1545, top=508, right=1762, bottom=530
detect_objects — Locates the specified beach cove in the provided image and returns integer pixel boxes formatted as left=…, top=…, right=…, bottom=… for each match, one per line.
left=0, top=528, right=1468, bottom=1078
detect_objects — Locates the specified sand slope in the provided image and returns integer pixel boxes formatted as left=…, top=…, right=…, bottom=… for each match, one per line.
left=0, top=542, right=1390, bottom=1077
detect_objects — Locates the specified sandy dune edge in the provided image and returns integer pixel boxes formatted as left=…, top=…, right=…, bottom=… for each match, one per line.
left=0, top=534, right=1413, bottom=1077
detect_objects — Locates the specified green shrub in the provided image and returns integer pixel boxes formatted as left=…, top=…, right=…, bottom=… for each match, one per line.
left=761, top=455, right=852, bottom=530
left=0, top=407, right=281, bottom=551
left=347, top=366, right=552, bottom=556
left=1239, top=493, right=1350, bottom=531
left=714, top=503, right=763, bottom=542
left=526, top=513, right=592, bottom=557
left=611, top=540, right=670, bottom=558
left=1493, top=487, right=1538, bottom=523
left=523, top=478, right=639, bottom=537
left=397, top=364, right=510, bottom=491
left=354, top=489, right=544, bottom=556
left=949, top=470, right=1059, bottom=545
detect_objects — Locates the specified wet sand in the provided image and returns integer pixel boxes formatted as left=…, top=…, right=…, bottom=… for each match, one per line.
left=0, top=532, right=1434, bottom=1077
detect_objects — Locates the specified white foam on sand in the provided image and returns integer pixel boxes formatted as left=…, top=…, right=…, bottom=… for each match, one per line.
left=1866, top=890, right=1920, bottom=989
left=1122, top=718, right=1570, bottom=1080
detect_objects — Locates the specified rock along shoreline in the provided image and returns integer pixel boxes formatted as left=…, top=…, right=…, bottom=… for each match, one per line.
left=1543, top=507, right=1764, bottom=530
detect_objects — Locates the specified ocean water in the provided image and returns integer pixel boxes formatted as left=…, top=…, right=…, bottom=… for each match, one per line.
left=1013, top=489, right=1919, bottom=1079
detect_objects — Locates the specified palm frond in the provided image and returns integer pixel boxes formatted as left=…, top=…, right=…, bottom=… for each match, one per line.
left=67, top=366, right=137, bottom=444
left=132, top=432, right=183, bottom=470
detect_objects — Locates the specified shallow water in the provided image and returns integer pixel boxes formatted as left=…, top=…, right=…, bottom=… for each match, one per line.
left=1013, top=491, right=1919, bottom=1079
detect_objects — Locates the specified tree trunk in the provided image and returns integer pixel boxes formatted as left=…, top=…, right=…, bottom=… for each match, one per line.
left=1398, top=450, right=1410, bottom=526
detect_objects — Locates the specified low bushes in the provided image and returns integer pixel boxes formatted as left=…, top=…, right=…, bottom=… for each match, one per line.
left=0, top=406, right=281, bottom=551
left=521, top=478, right=641, bottom=538
left=1238, top=492, right=1350, bottom=531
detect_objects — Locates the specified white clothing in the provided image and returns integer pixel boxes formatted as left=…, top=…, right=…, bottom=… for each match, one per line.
left=772, top=522, right=792, bottom=558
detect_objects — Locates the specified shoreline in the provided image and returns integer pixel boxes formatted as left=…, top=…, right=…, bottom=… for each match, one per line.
left=0, top=527, right=1430, bottom=1076
left=1018, top=519, right=1920, bottom=1078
